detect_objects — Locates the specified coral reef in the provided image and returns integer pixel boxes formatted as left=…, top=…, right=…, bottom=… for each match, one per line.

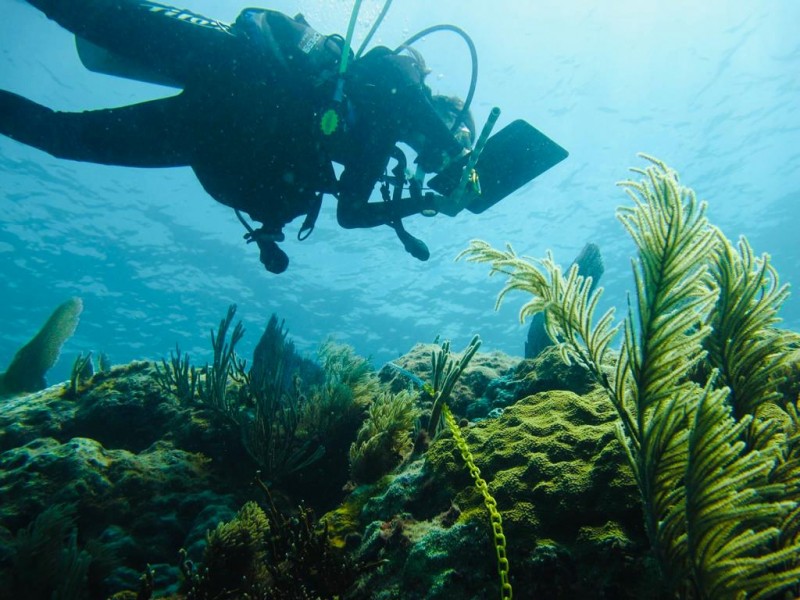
left=2, top=319, right=797, bottom=598
left=1, top=324, right=646, bottom=598
left=0, top=311, right=388, bottom=597
left=2, top=159, right=799, bottom=599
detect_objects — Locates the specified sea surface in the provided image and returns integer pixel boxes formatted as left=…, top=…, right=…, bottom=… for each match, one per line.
left=2, top=0, right=798, bottom=382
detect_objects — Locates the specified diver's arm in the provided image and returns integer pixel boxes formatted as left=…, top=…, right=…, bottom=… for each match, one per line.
left=335, top=174, right=437, bottom=229
left=334, top=125, right=462, bottom=229
left=335, top=50, right=468, bottom=228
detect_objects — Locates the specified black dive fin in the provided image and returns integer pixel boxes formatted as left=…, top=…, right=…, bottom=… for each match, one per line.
left=428, top=119, right=569, bottom=214
left=75, top=36, right=182, bottom=88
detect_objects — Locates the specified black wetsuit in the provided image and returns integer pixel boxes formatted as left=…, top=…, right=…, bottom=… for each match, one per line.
left=0, top=0, right=464, bottom=269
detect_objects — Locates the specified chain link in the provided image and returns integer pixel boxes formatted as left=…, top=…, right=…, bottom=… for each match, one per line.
left=443, top=404, right=512, bottom=599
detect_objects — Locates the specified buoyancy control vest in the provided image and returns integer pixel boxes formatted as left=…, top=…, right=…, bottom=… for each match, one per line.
left=229, top=10, right=349, bottom=239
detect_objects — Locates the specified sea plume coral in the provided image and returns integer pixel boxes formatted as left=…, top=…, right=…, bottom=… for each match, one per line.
left=459, top=155, right=800, bottom=598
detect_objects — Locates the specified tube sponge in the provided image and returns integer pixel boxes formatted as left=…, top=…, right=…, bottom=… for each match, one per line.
left=0, top=297, right=83, bottom=396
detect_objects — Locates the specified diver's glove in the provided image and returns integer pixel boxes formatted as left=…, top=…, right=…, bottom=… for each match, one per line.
left=428, top=157, right=481, bottom=217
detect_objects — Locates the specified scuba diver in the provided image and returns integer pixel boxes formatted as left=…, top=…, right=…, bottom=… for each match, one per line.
left=0, top=0, right=567, bottom=274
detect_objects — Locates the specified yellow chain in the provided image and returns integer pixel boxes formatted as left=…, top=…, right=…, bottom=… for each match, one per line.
left=442, top=404, right=512, bottom=599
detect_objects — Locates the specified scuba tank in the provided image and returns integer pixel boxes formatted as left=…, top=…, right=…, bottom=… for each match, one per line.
left=76, top=36, right=182, bottom=88
left=75, top=8, right=348, bottom=90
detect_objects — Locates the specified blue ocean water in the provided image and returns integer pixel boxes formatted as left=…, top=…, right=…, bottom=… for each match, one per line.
left=1, top=0, right=798, bottom=384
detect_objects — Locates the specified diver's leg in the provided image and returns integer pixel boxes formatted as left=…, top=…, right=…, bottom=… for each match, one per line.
left=0, top=89, right=191, bottom=167
left=25, top=0, right=238, bottom=83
